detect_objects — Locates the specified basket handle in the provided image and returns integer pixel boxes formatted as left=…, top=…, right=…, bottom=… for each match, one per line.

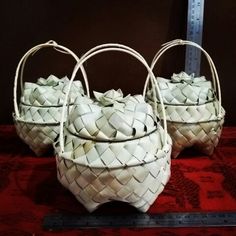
left=143, top=39, right=222, bottom=118
left=13, top=40, right=90, bottom=118
left=59, top=44, right=168, bottom=152
left=148, top=39, right=217, bottom=92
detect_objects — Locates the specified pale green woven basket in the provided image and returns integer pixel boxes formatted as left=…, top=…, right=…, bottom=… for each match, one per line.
left=145, top=39, right=225, bottom=158
left=54, top=44, right=172, bottom=212
left=13, top=40, right=90, bottom=156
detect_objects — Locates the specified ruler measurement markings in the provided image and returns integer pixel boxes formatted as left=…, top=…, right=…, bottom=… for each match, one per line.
left=185, top=0, right=204, bottom=76
left=43, top=212, right=236, bottom=230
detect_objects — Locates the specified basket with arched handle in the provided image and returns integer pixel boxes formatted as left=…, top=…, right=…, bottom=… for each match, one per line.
left=13, top=40, right=90, bottom=156
left=145, top=39, right=225, bottom=158
left=54, top=43, right=172, bottom=212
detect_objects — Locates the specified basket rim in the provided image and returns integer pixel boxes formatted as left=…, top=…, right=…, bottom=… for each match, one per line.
left=19, top=101, right=74, bottom=108
left=55, top=137, right=172, bottom=169
left=12, top=113, right=61, bottom=126
left=165, top=116, right=225, bottom=124
left=149, top=97, right=218, bottom=107
left=158, top=103, right=226, bottom=123
left=66, top=125, right=159, bottom=143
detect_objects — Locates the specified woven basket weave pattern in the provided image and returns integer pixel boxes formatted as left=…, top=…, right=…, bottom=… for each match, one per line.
left=157, top=72, right=214, bottom=105
left=154, top=100, right=223, bottom=123
left=145, top=40, right=225, bottom=158
left=55, top=90, right=172, bottom=211
left=56, top=150, right=171, bottom=212
left=149, top=98, right=224, bottom=158
left=14, top=120, right=59, bottom=156
left=14, top=76, right=84, bottom=156
left=55, top=45, right=172, bottom=212
left=18, top=105, right=63, bottom=124
left=57, top=125, right=169, bottom=167
left=21, top=75, right=84, bottom=106
left=167, top=119, right=224, bottom=158
left=13, top=41, right=89, bottom=156
left=67, top=93, right=158, bottom=141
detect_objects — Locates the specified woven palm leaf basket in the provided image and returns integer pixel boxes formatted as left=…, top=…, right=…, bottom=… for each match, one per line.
left=13, top=40, right=90, bottom=156
left=54, top=44, right=172, bottom=212
left=145, top=39, right=225, bottom=158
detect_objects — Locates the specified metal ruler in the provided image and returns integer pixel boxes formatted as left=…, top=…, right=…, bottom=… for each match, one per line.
left=43, top=212, right=236, bottom=230
left=185, top=0, right=205, bottom=76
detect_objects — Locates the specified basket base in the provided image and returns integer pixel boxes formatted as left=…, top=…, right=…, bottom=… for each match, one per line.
left=14, top=119, right=59, bottom=156
left=56, top=152, right=171, bottom=212
left=168, top=119, right=224, bottom=158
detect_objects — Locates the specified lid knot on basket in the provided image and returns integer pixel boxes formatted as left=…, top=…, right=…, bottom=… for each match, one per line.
left=94, top=89, right=130, bottom=106
left=171, top=71, right=206, bottom=86
left=171, top=72, right=194, bottom=83
left=37, top=75, right=69, bottom=86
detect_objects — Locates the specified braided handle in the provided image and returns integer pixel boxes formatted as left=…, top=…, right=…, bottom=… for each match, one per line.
left=13, top=40, right=90, bottom=118
left=143, top=39, right=222, bottom=117
left=59, top=44, right=168, bottom=152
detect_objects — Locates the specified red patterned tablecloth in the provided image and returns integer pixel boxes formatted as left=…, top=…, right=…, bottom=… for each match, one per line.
left=0, top=126, right=236, bottom=236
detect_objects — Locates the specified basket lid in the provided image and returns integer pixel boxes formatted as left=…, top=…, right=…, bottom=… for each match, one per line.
left=66, top=89, right=158, bottom=141
left=148, top=72, right=215, bottom=105
left=20, top=75, right=84, bottom=106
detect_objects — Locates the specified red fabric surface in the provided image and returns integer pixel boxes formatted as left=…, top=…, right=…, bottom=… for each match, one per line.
left=0, top=125, right=236, bottom=235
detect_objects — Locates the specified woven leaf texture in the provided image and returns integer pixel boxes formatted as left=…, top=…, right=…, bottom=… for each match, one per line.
left=55, top=89, right=172, bottom=212
left=147, top=72, right=225, bottom=158
left=14, top=75, right=84, bottom=156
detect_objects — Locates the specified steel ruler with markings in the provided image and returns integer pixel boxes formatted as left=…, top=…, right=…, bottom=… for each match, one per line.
left=185, top=0, right=205, bottom=76
left=43, top=212, right=236, bottom=230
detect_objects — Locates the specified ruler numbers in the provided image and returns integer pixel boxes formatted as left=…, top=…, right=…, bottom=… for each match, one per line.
left=185, top=0, right=205, bottom=76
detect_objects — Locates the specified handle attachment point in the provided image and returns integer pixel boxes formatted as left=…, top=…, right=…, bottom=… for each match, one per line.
left=47, top=40, right=58, bottom=45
